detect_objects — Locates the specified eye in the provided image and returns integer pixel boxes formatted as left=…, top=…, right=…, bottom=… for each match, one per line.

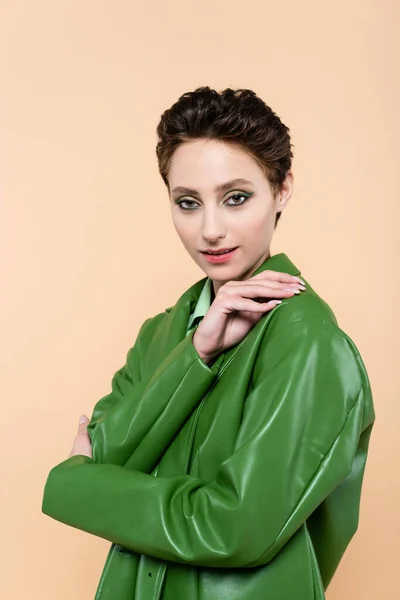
left=225, top=192, right=252, bottom=206
left=175, top=191, right=252, bottom=211
left=176, top=199, right=199, bottom=211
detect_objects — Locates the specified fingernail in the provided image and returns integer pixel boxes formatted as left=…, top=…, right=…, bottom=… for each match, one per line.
left=79, top=415, right=87, bottom=424
left=293, top=276, right=305, bottom=286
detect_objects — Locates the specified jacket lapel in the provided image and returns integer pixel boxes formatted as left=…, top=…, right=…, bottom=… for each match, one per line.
left=146, top=277, right=207, bottom=368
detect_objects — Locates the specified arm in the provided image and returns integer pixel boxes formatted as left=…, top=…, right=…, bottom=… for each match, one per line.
left=85, top=317, right=151, bottom=442
left=42, top=319, right=372, bottom=568
left=90, top=324, right=224, bottom=470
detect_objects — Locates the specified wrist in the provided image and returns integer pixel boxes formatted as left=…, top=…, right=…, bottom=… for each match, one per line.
left=192, top=331, right=216, bottom=366
left=200, top=353, right=215, bottom=366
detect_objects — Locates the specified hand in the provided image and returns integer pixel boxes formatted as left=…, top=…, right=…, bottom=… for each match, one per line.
left=68, top=415, right=93, bottom=459
left=193, top=270, right=306, bottom=364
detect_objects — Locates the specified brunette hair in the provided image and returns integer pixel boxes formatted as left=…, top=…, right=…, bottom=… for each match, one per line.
left=155, top=86, right=294, bottom=227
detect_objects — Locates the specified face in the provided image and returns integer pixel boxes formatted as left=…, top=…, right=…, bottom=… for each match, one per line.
left=168, top=139, right=293, bottom=295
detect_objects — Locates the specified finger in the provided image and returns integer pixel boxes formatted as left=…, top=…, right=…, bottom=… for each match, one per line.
left=78, top=414, right=90, bottom=435
left=246, top=280, right=304, bottom=292
left=225, top=297, right=283, bottom=313
left=252, top=270, right=305, bottom=285
left=227, top=276, right=304, bottom=291
left=220, top=283, right=301, bottom=299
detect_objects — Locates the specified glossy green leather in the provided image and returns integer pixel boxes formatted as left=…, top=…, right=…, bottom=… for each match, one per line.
left=42, top=253, right=375, bottom=599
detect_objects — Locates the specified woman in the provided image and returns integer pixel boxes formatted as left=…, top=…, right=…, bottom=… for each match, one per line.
left=42, top=87, right=375, bottom=600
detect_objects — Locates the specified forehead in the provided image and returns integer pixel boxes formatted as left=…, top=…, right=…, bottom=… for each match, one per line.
left=168, top=139, right=263, bottom=189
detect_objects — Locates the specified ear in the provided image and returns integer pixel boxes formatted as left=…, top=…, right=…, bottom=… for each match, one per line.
left=275, top=171, right=294, bottom=214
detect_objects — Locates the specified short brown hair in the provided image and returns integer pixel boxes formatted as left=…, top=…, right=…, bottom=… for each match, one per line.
left=156, top=86, right=294, bottom=227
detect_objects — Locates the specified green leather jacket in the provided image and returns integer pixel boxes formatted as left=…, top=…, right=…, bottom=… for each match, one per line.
left=42, top=253, right=375, bottom=600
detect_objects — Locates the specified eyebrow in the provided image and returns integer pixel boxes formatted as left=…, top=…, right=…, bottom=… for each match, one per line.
left=171, top=178, right=254, bottom=196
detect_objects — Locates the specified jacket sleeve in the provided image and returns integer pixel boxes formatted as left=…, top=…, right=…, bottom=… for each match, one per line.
left=42, top=318, right=370, bottom=568
left=85, top=317, right=152, bottom=445
left=86, top=316, right=224, bottom=469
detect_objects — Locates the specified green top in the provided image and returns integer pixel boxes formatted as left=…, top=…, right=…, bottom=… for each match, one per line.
left=186, top=277, right=213, bottom=335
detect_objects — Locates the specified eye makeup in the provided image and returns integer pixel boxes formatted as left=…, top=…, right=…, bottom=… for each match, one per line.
left=175, top=191, right=254, bottom=211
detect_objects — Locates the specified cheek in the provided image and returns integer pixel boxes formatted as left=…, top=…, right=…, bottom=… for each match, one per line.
left=172, top=213, right=198, bottom=245
left=233, top=205, right=275, bottom=236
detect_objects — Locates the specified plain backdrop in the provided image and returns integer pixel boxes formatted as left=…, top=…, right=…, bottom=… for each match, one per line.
left=1, top=1, right=398, bottom=598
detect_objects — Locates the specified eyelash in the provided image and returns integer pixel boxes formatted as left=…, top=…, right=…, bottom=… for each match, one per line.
left=176, top=192, right=252, bottom=211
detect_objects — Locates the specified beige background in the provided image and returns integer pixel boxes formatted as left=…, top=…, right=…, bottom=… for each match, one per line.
left=1, top=1, right=398, bottom=598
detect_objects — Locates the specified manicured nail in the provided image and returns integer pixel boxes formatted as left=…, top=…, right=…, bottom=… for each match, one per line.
left=293, top=277, right=305, bottom=286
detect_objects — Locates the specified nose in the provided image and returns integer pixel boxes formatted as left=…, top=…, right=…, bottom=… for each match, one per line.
left=202, top=209, right=226, bottom=242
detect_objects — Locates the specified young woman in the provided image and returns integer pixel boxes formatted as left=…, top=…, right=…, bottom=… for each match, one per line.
left=42, top=87, right=375, bottom=600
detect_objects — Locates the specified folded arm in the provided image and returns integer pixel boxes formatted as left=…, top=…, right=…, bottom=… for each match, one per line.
left=42, top=319, right=369, bottom=568
left=87, top=315, right=224, bottom=470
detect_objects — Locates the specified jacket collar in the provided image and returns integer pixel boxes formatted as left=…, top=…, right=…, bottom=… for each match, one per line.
left=187, top=277, right=213, bottom=330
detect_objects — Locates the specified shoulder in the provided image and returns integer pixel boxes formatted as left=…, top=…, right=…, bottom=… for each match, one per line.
left=253, top=285, right=374, bottom=431
left=133, top=275, right=206, bottom=348
left=272, top=279, right=338, bottom=328
left=256, top=283, right=367, bottom=390
left=265, top=276, right=343, bottom=340
left=135, top=310, right=169, bottom=347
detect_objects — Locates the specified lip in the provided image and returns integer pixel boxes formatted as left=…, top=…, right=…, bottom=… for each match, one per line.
left=201, top=247, right=237, bottom=254
left=200, top=247, right=238, bottom=264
